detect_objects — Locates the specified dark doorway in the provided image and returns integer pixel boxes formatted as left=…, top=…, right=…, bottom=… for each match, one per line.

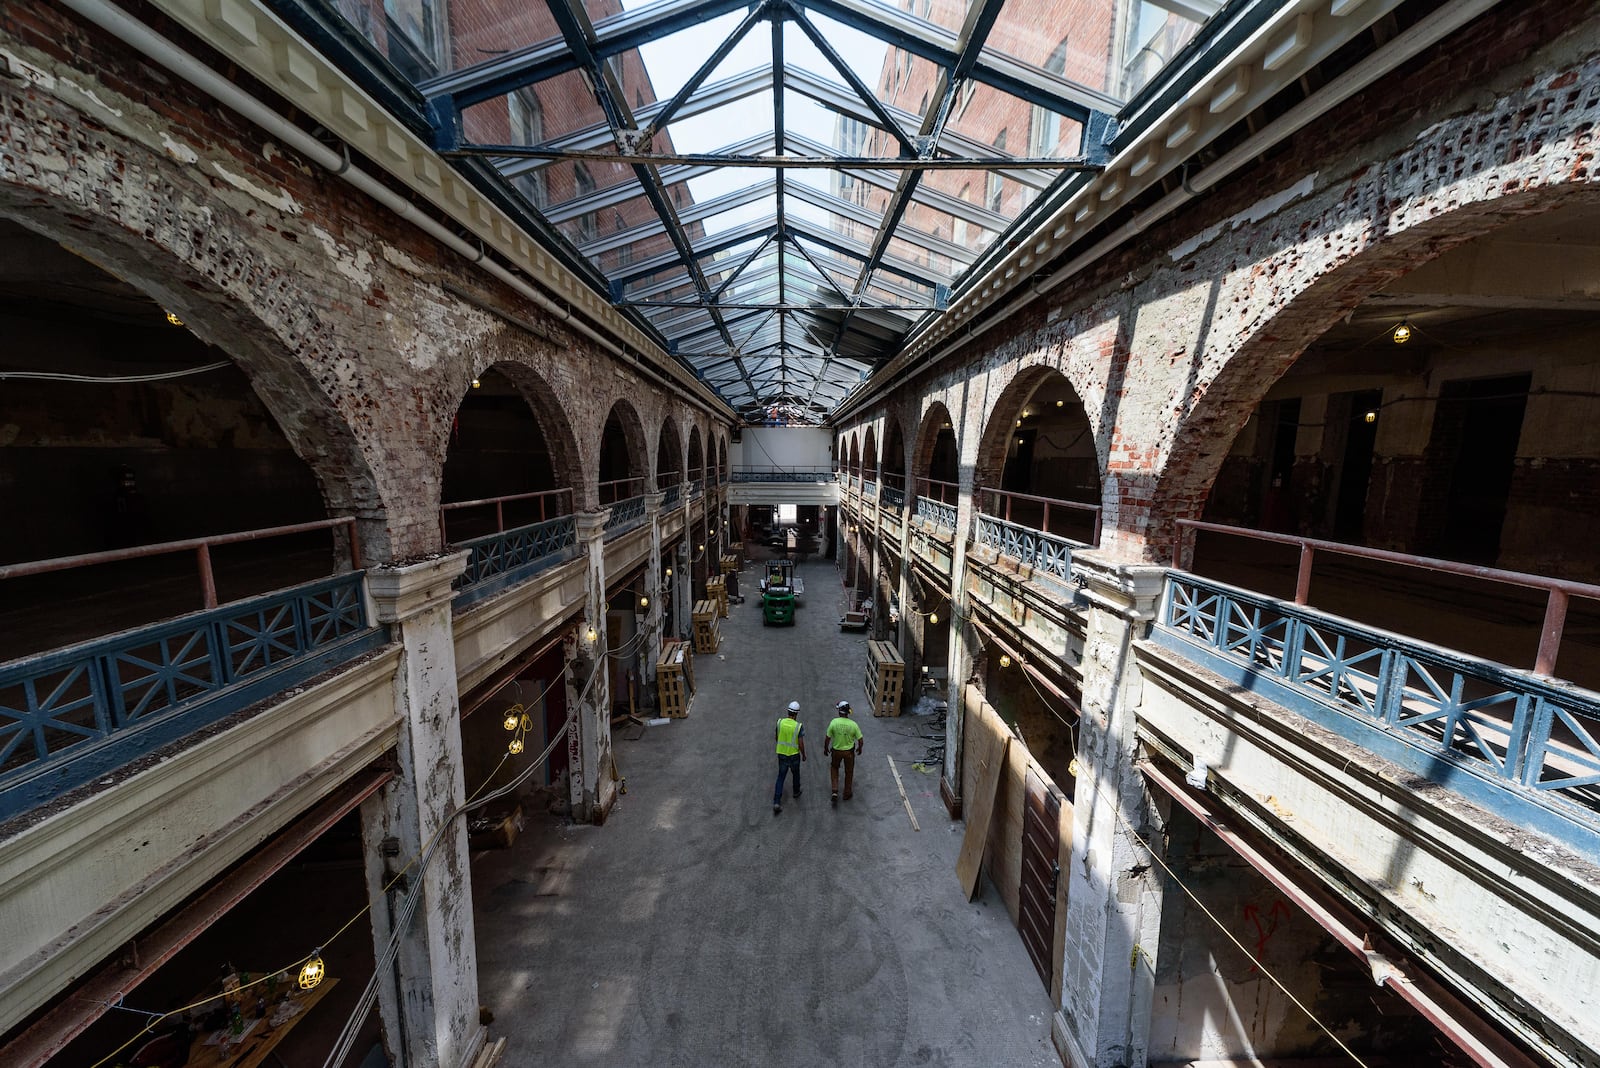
left=1261, top=398, right=1300, bottom=532
left=1002, top=428, right=1036, bottom=492
left=1334, top=390, right=1383, bottom=540
left=1432, top=374, right=1530, bottom=563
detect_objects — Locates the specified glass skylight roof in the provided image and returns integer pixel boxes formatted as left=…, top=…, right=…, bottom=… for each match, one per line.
left=315, top=0, right=1214, bottom=420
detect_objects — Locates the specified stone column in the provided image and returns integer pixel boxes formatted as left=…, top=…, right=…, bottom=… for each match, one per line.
left=1053, top=552, right=1169, bottom=1068
left=941, top=469, right=977, bottom=818
left=642, top=492, right=665, bottom=708
left=564, top=511, right=614, bottom=823
left=672, top=539, right=691, bottom=640
left=360, top=552, right=480, bottom=1068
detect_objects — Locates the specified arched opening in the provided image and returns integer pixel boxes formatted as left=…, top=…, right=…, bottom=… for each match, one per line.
left=847, top=434, right=861, bottom=480
left=717, top=435, right=729, bottom=482
left=882, top=416, right=908, bottom=501
left=598, top=400, right=647, bottom=506
left=687, top=425, right=705, bottom=487
left=1164, top=197, right=1600, bottom=688
left=974, top=367, right=1102, bottom=544
left=862, top=426, right=879, bottom=487
left=913, top=403, right=959, bottom=509
left=441, top=364, right=574, bottom=540
left=655, top=417, right=683, bottom=491
left=0, top=217, right=369, bottom=658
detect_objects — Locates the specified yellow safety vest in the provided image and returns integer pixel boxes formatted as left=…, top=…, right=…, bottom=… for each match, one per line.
left=776, top=717, right=802, bottom=756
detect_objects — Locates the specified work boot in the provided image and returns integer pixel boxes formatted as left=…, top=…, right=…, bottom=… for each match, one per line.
left=830, top=792, right=838, bottom=807
left=773, top=804, right=781, bottom=815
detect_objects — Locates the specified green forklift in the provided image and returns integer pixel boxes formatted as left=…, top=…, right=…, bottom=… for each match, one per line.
left=759, top=559, right=802, bottom=625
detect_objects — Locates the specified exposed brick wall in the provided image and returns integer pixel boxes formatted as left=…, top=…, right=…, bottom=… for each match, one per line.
left=0, top=0, right=726, bottom=558
left=845, top=0, right=1600, bottom=564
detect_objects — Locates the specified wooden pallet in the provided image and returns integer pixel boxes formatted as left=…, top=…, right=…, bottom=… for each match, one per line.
left=658, top=640, right=693, bottom=718
left=865, top=639, right=905, bottom=717
left=693, top=599, right=721, bottom=654
left=720, top=553, right=739, bottom=575
left=706, top=575, right=728, bottom=617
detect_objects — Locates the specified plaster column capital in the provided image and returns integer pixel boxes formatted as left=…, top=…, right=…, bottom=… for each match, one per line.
left=367, top=551, right=469, bottom=624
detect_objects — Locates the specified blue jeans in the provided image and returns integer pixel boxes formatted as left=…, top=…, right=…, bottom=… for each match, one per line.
left=773, top=754, right=802, bottom=804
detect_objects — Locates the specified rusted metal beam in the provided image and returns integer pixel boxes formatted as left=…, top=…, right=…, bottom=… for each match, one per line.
left=1, top=766, right=392, bottom=1068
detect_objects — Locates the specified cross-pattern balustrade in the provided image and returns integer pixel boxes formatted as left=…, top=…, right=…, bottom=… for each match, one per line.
left=976, top=514, right=1078, bottom=579
left=454, top=514, right=580, bottom=606
left=1155, top=571, right=1600, bottom=858
left=916, top=496, right=957, bottom=529
left=604, top=494, right=649, bottom=537
left=0, top=572, right=381, bottom=819
left=663, top=484, right=682, bottom=510
left=881, top=484, right=906, bottom=511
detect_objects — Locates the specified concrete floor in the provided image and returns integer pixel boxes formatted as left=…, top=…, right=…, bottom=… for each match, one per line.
left=471, top=557, right=1058, bottom=1068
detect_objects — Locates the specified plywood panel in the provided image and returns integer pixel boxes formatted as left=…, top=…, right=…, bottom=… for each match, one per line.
left=956, top=721, right=1009, bottom=902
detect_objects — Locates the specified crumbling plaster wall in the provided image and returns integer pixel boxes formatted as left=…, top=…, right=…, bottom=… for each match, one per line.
left=0, top=1, right=723, bottom=561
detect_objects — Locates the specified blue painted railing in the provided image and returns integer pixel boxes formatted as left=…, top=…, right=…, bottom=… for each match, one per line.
left=1154, top=571, right=1600, bottom=858
left=916, top=496, right=957, bottom=530
left=690, top=478, right=704, bottom=498
left=604, top=495, right=649, bottom=537
left=0, top=573, right=384, bottom=820
left=454, top=514, right=579, bottom=607
left=976, top=514, right=1079, bottom=580
left=863, top=479, right=878, bottom=499
left=662, top=484, right=682, bottom=510
left=881, top=485, right=906, bottom=511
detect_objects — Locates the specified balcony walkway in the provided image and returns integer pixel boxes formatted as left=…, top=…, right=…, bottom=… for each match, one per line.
left=470, top=559, right=1057, bottom=1067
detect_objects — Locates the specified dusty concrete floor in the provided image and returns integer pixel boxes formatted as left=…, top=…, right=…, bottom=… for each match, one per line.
left=472, top=556, right=1058, bottom=1068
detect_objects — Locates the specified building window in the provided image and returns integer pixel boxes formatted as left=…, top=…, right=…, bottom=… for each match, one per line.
left=508, top=89, right=547, bottom=208
left=1028, top=37, right=1069, bottom=158
left=987, top=130, right=1006, bottom=212
left=953, top=182, right=970, bottom=246
left=383, top=0, right=444, bottom=69
left=575, top=163, right=597, bottom=243
left=957, top=78, right=976, bottom=118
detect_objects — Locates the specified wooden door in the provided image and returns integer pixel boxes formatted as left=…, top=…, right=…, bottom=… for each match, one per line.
left=1018, top=766, right=1061, bottom=989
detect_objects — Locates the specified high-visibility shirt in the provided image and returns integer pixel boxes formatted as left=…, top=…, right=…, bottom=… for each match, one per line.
left=776, top=716, right=803, bottom=756
left=826, top=716, right=862, bottom=753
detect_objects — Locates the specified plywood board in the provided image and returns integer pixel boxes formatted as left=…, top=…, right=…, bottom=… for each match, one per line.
left=956, top=725, right=1010, bottom=902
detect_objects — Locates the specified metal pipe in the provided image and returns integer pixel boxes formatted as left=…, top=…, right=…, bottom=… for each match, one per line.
left=1536, top=588, right=1569, bottom=676
left=57, top=0, right=732, bottom=422
left=0, top=516, right=361, bottom=581
left=196, top=544, right=217, bottom=609
left=1294, top=543, right=1314, bottom=606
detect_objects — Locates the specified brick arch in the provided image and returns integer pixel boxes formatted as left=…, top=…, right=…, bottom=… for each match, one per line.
left=717, top=434, right=729, bottom=479
left=1149, top=183, right=1600, bottom=565
left=0, top=197, right=396, bottom=555
left=881, top=412, right=909, bottom=485
left=597, top=398, right=649, bottom=505
left=655, top=415, right=684, bottom=489
left=450, top=349, right=583, bottom=511
left=973, top=364, right=1099, bottom=494
left=912, top=401, right=957, bottom=486
left=687, top=424, right=705, bottom=482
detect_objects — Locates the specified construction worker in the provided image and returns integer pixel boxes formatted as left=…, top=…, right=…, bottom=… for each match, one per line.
left=773, top=700, right=806, bottom=815
left=824, top=700, right=864, bottom=806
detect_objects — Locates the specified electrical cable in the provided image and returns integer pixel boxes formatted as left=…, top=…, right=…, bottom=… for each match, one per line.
left=0, top=361, right=232, bottom=383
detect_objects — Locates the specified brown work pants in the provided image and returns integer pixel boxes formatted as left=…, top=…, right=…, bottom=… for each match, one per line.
left=829, top=749, right=856, bottom=799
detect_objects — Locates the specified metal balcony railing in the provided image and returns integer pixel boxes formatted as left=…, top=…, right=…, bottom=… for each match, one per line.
left=729, top=466, right=839, bottom=483
left=663, top=484, right=682, bottom=510
left=1154, top=570, right=1600, bottom=860
left=439, top=487, right=573, bottom=543
left=881, top=484, right=906, bottom=511
left=975, top=514, right=1079, bottom=579
left=604, top=494, right=649, bottom=537
left=0, top=569, right=382, bottom=820
left=980, top=487, right=1102, bottom=547
left=453, top=514, right=580, bottom=607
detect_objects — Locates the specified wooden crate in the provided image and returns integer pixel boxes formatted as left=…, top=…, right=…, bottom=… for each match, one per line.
left=692, top=599, right=721, bottom=654
left=720, top=553, right=739, bottom=575
left=865, top=639, right=905, bottom=717
left=729, top=541, right=745, bottom=566
left=658, top=640, right=693, bottom=718
left=706, top=575, right=728, bottom=617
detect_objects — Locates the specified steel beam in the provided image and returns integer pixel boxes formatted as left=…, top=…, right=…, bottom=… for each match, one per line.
left=452, top=145, right=1102, bottom=171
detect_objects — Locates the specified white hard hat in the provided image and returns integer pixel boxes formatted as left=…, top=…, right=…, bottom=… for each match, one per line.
left=835, top=700, right=851, bottom=711
left=787, top=700, right=801, bottom=713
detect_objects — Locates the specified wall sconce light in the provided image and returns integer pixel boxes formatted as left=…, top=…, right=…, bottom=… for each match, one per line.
left=1391, top=321, right=1412, bottom=345
left=164, top=310, right=184, bottom=327
left=1364, top=410, right=1378, bottom=424
left=471, top=377, right=481, bottom=388
left=999, top=654, right=1012, bottom=668
left=1015, top=419, right=1022, bottom=427
left=1055, top=399, right=1064, bottom=407
left=665, top=567, right=673, bottom=577
left=640, top=595, right=649, bottom=608
left=585, top=625, right=599, bottom=644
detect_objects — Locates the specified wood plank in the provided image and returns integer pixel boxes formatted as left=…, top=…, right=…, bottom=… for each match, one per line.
left=956, top=726, right=1010, bottom=902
